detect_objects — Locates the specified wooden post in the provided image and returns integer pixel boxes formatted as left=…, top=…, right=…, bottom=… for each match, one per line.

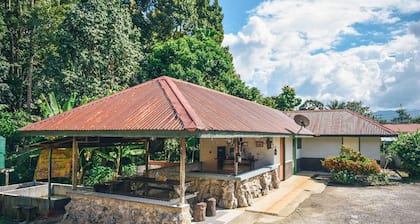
left=145, top=140, right=150, bottom=177
left=234, top=138, right=239, bottom=176
left=72, top=137, right=79, bottom=190
left=179, top=137, right=186, bottom=205
left=48, top=146, right=52, bottom=212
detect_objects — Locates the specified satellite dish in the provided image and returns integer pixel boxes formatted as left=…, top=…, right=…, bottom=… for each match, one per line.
left=294, top=114, right=310, bottom=127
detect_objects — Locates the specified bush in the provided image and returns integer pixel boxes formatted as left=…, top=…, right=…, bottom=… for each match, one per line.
left=322, top=146, right=383, bottom=184
left=121, top=163, right=137, bottom=177
left=83, top=166, right=115, bottom=186
left=388, top=131, right=420, bottom=178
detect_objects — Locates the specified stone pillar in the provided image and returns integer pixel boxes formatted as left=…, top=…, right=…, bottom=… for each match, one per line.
left=193, top=202, right=206, bottom=222
left=206, top=198, right=216, bottom=217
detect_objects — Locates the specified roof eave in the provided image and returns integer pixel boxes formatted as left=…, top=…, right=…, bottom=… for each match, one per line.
left=19, top=129, right=313, bottom=139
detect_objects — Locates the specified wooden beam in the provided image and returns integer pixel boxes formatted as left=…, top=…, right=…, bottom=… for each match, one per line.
left=72, top=137, right=79, bottom=190
left=179, top=137, right=186, bottom=205
left=48, top=146, right=52, bottom=212
left=234, top=138, right=239, bottom=176
left=145, top=140, right=150, bottom=177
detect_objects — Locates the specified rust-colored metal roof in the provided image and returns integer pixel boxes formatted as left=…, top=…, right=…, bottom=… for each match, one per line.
left=285, top=110, right=397, bottom=136
left=384, top=124, right=420, bottom=133
left=20, top=76, right=312, bottom=137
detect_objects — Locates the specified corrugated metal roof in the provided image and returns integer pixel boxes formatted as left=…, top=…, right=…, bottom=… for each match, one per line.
left=384, top=124, right=420, bottom=133
left=285, top=110, right=397, bottom=136
left=20, top=76, right=312, bottom=137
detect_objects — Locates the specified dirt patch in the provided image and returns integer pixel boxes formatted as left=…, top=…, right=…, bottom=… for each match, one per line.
left=279, top=183, right=420, bottom=224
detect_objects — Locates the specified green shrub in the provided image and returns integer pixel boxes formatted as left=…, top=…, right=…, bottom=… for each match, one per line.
left=121, top=163, right=137, bottom=177
left=322, top=146, right=384, bottom=184
left=331, top=170, right=356, bottom=184
left=83, top=166, right=115, bottom=186
left=388, top=131, right=420, bottom=178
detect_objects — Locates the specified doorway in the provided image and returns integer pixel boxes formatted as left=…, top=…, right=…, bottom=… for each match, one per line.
left=217, top=146, right=226, bottom=171
left=279, top=138, right=285, bottom=180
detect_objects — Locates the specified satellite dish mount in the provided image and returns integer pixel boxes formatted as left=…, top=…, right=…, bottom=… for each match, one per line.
left=294, top=114, right=310, bottom=134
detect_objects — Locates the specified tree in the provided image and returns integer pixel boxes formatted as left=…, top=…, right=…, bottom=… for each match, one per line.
left=0, top=11, right=9, bottom=109
left=51, top=0, right=142, bottom=101
left=345, top=101, right=373, bottom=117
left=38, top=92, right=77, bottom=118
left=264, top=86, right=302, bottom=111
left=391, top=109, right=412, bottom=124
left=143, top=36, right=262, bottom=101
left=299, top=99, right=325, bottom=110
left=133, top=0, right=224, bottom=48
left=388, top=131, right=420, bottom=178
left=326, top=100, right=345, bottom=110
left=327, top=100, right=372, bottom=117
left=1, top=0, right=73, bottom=113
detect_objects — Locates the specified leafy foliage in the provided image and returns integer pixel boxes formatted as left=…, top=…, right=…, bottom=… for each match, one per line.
left=133, top=0, right=224, bottom=48
left=38, top=92, right=77, bottom=118
left=83, top=166, right=115, bottom=186
left=263, top=86, right=302, bottom=111
left=388, top=131, right=420, bottom=178
left=143, top=36, right=262, bottom=101
left=326, top=100, right=372, bottom=117
left=299, top=99, right=325, bottom=110
left=391, top=109, right=412, bottom=124
left=51, top=0, right=142, bottom=101
left=0, top=109, right=36, bottom=152
left=322, top=146, right=383, bottom=184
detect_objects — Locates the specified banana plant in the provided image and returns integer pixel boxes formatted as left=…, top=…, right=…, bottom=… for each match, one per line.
left=38, top=92, right=77, bottom=118
left=96, top=145, right=145, bottom=176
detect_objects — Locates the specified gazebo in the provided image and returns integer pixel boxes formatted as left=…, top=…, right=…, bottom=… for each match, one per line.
left=19, top=76, right=312, bottom=223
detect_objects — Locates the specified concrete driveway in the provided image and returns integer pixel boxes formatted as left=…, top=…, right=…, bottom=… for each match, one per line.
left=229, top=182, right=420, bottom=224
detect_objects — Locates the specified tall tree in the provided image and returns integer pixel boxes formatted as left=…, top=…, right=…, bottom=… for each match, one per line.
left=1, top=0, right=73, bottom=112
left=143, top=36, right=262, bottom=101
left=133, top=0, right=224, bottom=48
left=326, top=100, right=345, bottom=110
left=327, top=100, right=372, bottom=117
left=344, top=101, right=372, bottom=117
left=51, top=0, right=142, bottom=100
left=0, top=10, right=10, bottom=108
left=263, top=86, right=302, bottom=111
left=299, top=99, right=325, bottom=110
left=391, top=109, right=412, bottom=124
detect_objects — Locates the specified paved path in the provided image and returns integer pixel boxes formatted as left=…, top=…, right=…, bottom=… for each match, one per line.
left=194, top=172, right=326, bottom=224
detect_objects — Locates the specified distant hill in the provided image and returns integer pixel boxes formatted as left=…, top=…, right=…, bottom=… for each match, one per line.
left=374, top=109, right=420, bottom=122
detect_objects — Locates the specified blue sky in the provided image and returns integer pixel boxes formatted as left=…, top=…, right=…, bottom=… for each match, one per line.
left=219, top=0, right=420, bottom=110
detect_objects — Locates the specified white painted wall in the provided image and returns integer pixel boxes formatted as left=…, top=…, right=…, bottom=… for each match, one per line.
left=200, top=138, right=226, bottom=172
left=300, top=136, right=381, bottom=160
left=200, top=137, right=279, bottom=171
left=301, top=137, right=342, bottom=158
left=343, top=137, right=359, bottom=151
left=243, top=137, right=275, bottom=168
left=360, top=137, right=381, bottom=160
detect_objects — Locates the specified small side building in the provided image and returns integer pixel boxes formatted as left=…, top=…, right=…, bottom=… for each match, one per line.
left=285, top=110, right=397, bottom=171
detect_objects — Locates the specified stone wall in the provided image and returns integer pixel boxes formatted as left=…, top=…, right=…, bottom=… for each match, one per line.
left=183, top=169, right=280, bottom=209
left=62, top=192, right=191, bottom=224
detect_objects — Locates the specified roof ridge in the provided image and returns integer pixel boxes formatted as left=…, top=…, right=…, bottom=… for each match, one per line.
left=158, top=77, right=205, bottom=131
left=344, top=109, right=397, bottom=135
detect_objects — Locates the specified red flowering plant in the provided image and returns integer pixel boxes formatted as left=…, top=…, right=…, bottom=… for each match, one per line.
left=322, top=145, right=386, bottom=185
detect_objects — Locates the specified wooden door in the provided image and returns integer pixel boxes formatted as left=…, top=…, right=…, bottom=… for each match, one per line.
left=279, top=138, right=285, bottom=181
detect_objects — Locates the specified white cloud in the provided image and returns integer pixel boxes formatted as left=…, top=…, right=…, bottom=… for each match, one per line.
left=223, top=0, right=420, bottom=110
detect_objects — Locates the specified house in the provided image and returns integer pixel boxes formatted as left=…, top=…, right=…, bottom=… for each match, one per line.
left=19, top=76, right=312, bottom=223
left=285, top=110, right=397, bottom=171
